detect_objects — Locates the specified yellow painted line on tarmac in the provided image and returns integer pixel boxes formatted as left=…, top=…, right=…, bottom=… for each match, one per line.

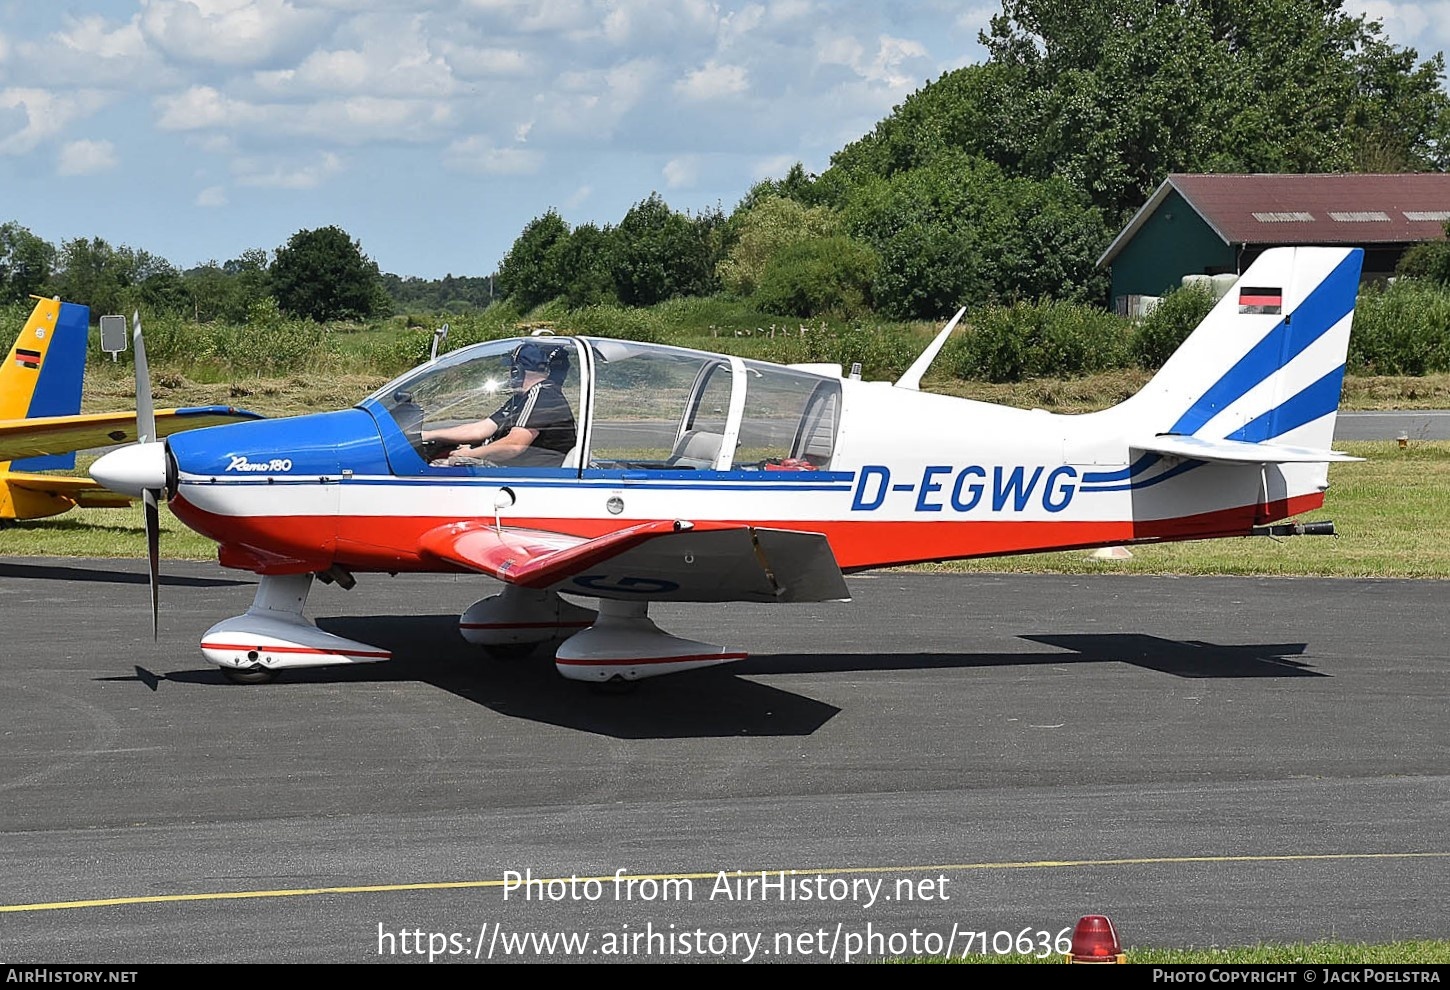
left=4, top=851, right=1448, bottom=914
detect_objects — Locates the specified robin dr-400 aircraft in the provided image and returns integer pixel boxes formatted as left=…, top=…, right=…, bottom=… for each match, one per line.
left=93, top=246, right=1363, bottom=686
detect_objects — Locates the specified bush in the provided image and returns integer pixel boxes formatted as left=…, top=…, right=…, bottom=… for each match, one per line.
left=1349, top=279, right=1450, bottom=375
left=948, top=299, right=1132, bottom=382
left=752, top=236, right=878, bottom=318
left=1131, top=283, right=1217, bottom=369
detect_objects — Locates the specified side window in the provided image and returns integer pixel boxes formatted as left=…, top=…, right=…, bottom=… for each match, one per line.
left=588, top=346, right=727, bottom=469
left=736, top=363, right=840, bottom=469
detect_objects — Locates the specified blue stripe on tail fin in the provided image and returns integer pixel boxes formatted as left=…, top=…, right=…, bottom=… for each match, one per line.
left=12, top=301, right=89, bottom=471
left=1168, top=250, right=1362, bottom=438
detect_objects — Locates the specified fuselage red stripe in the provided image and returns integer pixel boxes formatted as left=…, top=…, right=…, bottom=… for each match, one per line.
left=201, top=641, right=392, bottom=659
left=555, top=652, right=749, bottom=666
left=173, top=493, right=1325, bottom=575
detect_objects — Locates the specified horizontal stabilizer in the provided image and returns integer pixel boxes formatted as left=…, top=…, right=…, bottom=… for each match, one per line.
left=419, top=519, right=851, bottom=603
left=0, top=405, right=263, bottom=462
left=1133, top=434, right=1364, bottom=464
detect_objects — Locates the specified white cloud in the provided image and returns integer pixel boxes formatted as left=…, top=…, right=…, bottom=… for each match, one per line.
left=537, top=58, right=663, bottom=139
left=818, top=33, right=929, bottom=89
left=0, top=32, right=10, bottom=65
left=233, top=151, right=344, bottom=189
left=442, top=134, right=543, bottom=174
left=460, top=0, right=598, bottom=35
left=155, top=85, right=255, bottom=129
left=0, top=88, right=109, bottom=155
left=675, top=60, right=749, bottom=101
left=138, top=0, right=335, bottom=68
left=563, top=184, right=592, bottom=208
left=252, top=17, right=456, bottom=98
left=195, top=185, right=228, bottom=206
left=663, top=155, right=699, bottom=188
left=157, top=86, right=453, bottom=143
left=57, top=138, right=118, bottom=175
left=1349, top=1, right=1450, bottom=55
left=751, top=153, right=797, bottom=180
left=436, top=42, right=531, bottom=80
left=600, top=0, right=718, bottom=45
left=56, top=15, right=148, bottom=59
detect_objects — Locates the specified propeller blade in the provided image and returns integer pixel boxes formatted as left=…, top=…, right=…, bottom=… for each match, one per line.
left=144, top=487, right=160, bottom=640
left=132, top=310, right=156, bottom=444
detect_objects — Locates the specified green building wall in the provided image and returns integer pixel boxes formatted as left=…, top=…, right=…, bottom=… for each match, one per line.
left=1109, top=190, right=1236, bottom=307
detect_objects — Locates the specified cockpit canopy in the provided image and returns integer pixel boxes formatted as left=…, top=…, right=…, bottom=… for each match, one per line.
left=368, top=336, right=842, bottom=475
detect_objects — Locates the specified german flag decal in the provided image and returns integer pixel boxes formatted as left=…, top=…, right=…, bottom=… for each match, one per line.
left=14, top=348, right=41, bottom=369
left=1238, top=286, right=1283, bottom=315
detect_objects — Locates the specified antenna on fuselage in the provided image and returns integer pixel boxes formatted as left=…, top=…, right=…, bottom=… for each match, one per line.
left=430, top=323, right=450, bottom=364
left=895, top=306, right=966, bottom=390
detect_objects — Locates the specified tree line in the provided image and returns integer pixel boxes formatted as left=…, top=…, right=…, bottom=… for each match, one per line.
left=496, top=0, right=1450, bottom=321
left=3, top=1, right=1446, bottom=329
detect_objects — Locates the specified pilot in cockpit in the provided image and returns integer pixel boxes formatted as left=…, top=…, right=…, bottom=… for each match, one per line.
left=421, top=341, right=576, bottom=468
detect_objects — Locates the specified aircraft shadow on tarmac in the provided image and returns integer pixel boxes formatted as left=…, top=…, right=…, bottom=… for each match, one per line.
left=0, top=560, right=249, bottom=588
left=104, top=616, right=1321, bottom=740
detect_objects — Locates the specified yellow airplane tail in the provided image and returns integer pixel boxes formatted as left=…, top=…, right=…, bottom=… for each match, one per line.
left=0, top=297, right=91, bottom=519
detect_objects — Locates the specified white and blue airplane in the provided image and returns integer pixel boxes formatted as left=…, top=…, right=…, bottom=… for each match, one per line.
left=92, top=246, right=1363, bottom=686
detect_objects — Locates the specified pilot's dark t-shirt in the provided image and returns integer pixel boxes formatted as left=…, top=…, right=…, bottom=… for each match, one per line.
left=488, top=382, right=576, bottom=466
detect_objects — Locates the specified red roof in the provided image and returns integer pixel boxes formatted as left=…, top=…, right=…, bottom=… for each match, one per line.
left=1100, top=173, right=1450, bottom=265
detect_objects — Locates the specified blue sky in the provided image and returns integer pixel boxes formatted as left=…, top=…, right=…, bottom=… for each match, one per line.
left=1, top=1, right=1445, bottom=280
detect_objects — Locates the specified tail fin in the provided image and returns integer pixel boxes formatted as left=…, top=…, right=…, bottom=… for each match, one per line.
left=1118, top=246, right=1362, bottom=455
left=1, top=297, right=90, bottom=471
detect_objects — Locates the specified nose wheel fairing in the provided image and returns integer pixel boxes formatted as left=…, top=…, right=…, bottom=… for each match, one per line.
left=199, top=573, right=391, bottom=676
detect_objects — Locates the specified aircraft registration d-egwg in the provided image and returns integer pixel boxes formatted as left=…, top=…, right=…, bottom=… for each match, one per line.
left=93, top=246, right=1363, bottom=686
left=0, top=297, right=261, bottom=521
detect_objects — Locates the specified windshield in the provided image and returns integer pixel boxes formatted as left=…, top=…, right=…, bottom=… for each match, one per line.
left=372, top=337, right=583, bottom=470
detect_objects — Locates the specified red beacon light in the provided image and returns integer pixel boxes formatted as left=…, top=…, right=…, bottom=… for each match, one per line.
left=1065, top=914, right=1127, bottom=964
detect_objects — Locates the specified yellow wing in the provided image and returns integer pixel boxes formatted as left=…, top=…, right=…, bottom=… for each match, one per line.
left=0, top=406, right=262, bottom=462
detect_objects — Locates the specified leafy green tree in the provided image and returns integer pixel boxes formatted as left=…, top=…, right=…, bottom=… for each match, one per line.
left=51, top=237, right=186, bottom=316
left=0, top=222, right=56, bottom=303
left=823, top=0, right=1449, bottom=225
left=270, top=226, right=386, bottom=321
left=184, top=249, right=272, bottom=323
left=495, top=210, right=571, bottom=311
left=611, top=193, right=717, bottom=307
left=753, top=235, right=879, bottom=318
left=717, top=196, right=842, bottom=297
left=550, top=222, right=618, bottom=308
left=976, top=0, right=1450, bottom=218
left=844, top=151, right=1110, bottom=318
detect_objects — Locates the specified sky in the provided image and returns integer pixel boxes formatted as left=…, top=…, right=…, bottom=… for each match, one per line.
left=1, top=1, right=1447, bottom=281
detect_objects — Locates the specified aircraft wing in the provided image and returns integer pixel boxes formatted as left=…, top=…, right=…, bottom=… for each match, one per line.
left=0, top=405, right=263, bottom=462
left=1132, top=435, right=1364, bottom=464
left=4, top=472, right=132, bottom=507
left=418, top=519, right=852, bottom=603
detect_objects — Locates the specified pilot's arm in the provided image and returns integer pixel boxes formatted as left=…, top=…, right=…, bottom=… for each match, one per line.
left=462, top=426, right=538, bottom=461
left=423, top=417, right=502, bottom=448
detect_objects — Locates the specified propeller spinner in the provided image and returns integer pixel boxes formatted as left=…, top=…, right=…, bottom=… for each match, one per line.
left=89, top=312, right=165, bottom=639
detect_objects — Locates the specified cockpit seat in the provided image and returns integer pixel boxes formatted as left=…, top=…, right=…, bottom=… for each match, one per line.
left=664, top=430, right=723, bottom=469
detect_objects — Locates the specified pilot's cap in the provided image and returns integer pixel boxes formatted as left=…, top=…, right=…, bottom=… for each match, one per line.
left=509, top=340, right=570, bottom=386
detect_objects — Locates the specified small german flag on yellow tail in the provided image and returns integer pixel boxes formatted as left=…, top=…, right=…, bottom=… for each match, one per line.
left=14, top=348, right=41, bottom=370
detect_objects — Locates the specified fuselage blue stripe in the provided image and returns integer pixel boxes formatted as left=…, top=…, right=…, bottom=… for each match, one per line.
left=1079, top=459, right=1204, bottom=493
left=1170, top=251, right=1361, bottom=436
left=1081, top=452, right=1159, bottom=483
left=180, top=476, right=857, bottom=492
